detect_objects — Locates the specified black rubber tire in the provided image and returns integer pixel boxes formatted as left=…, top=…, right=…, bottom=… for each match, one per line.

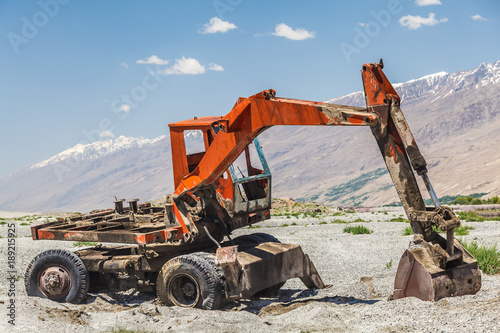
left=156, top=252, right=225, bottom=310
left=232, top=233, right=280, bottom=245
left=25, top=249, right=89, bottom=304
left=232, top=233, right=285, bottom=297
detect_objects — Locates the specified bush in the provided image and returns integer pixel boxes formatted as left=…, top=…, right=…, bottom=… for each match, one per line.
left=343, top=225, right=373, bottom=235
left=488, top=196, right=500, bottom=204
left=353, top=217, right=367, bottom=223
left=471, top=198, right=483, bottom=205
left=460, top=240, right=500, bottom=274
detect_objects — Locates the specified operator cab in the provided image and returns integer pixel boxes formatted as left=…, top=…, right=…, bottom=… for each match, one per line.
left=168, top=117, right=271, bottom=223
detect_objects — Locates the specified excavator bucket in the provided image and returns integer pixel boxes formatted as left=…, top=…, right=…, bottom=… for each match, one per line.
left=391, top=236, right=481, bottom=301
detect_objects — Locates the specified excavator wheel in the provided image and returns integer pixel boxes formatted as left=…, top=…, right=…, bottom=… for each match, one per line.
left=156, top=252, right=225, bottom=310
left=25, top=249, right=89, bottom=304
left=232, top=233, right=286, bottom=297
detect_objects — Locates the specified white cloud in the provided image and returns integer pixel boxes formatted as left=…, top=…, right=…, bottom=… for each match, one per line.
left=200, top=17, right=237, bottom=34
left=357, top=22, right=366, bottom=27
left=136, top=55, right=169, bottom=65
left=120, top=62, right=128, bottom=68
left=399, top=13, right=448, bottom=30
left=415, top=0, right=441, bottom=6
left=160, top=57, right=206, bottom=75
left=208, top=63, right=224, bottom=71
left=120, top=104, right=131, bottom=113
left=99, top=130, right=115, bottom=138
left=472, top=14, right=487, bottom=21
left=272, top=23, right=315, bottom=40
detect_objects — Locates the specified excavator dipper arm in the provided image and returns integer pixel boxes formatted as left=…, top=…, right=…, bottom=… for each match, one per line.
left=362, top=60, right=481, bottom=301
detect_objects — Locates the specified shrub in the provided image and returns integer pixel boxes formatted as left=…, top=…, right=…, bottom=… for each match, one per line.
left=345, top=210, right=356, bottom=214
left=488, top=196, right=500, bottom=204
left=471, top=198, right=483, bottom=205
left=353, top=217, right=367, bottom=223
left=460, top=240, right=500, bottom=274
left=343, top=225, right=373, bottom=235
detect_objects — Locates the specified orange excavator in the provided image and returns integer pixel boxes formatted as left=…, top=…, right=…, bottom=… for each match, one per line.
left=26, top=60, right=480, bottom=309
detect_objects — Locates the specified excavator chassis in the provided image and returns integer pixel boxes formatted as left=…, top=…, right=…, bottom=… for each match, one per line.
left=27, top=60, right=481, bottom=308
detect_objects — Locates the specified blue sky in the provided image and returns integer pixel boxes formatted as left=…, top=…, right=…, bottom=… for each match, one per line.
left=0, top=0, right=499, bottom=178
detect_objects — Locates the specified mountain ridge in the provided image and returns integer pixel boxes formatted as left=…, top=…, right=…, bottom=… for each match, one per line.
left=1, top=60, right=499, bottom=212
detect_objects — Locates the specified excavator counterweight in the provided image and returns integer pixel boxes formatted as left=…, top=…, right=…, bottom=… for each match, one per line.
left=26, top=60, right=481, bottom=308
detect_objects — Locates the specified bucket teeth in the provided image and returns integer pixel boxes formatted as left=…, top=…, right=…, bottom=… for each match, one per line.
left=390, top=235, right=481, bottom=301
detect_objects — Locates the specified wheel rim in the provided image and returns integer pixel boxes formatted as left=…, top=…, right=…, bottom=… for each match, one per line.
left=169, top=273, right=200, bottom=307
left=38, top=265, right=72, bottom=299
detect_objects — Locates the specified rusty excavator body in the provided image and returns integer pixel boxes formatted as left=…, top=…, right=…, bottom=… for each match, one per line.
left=26, top=60, right=481, bottom=309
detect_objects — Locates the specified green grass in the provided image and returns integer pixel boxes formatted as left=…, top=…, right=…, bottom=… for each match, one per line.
left=247, top=225, right=262, bottom=229
left=402, top=226, right=414, bottom=235
left=386, top=259, right=393, bottom=269
left=343, top=225, right=373, bottom=235
left=432, top=224, right=475, bottom=236
left=20, top=222, right=29, bottom=226
left=455, top=225, right=475, bottom=236
left=457, top=211, right=485, bottom=222
left=73, top=241, right=98, bottom=247
left=352, top=217, right=368, bottom=223
left=291, top=222, right=298, bottom=226
left=319, top=221, right=328, bottom=225
left=331, top=219, right=348, bottom=224
left=0, top=221, right=6, bottom=225
left=390, top=216, right=409, bottom=222
left=345, top=210, right=356, bottom=214
left=332, top=212, right=343, bottom=217
left=460, top=240, right=500, bottom=274
left=281, top=223, right=289, bottom=227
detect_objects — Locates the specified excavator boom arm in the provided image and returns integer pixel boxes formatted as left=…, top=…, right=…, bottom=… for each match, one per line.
left=173, top=92, right=377, bottom=195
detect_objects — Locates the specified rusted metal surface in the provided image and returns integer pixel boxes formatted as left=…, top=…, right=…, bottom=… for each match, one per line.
left=391, top=236, right=481, bottom=301
left=216, top=242, right=325, bottom=299
left=362, top=59, right=481, bottom=301
left=39, top=265, right=72, bottom=299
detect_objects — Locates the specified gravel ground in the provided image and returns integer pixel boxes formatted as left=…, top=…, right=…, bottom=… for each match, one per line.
left=0, top=209, right=499, bottom=332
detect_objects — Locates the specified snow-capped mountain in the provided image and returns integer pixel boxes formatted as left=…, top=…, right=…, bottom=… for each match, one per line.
left=1, top=61, right=499, bottom=212
left=327, top=61, right=500, bottom=107
left=31, top=136, right=167, bottom=170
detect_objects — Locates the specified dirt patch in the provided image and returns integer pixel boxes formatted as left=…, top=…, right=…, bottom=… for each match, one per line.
left=43, top=307, right=88, bottom=325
